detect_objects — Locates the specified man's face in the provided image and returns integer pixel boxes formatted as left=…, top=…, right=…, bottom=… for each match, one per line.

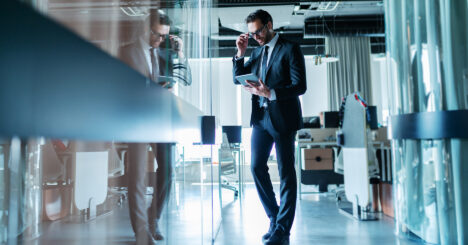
left=247, top=19, right=272, bottom=46
left=149, top=24, right=170, bottom=48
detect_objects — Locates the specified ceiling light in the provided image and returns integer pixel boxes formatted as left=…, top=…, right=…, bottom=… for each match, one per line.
left=120, top=7, right=147, bottom=17
left=313, top=54, right=339, bottom=65
left=293, top=4, right=312, bottom=15
left=317, top=2, right=340, bottom=12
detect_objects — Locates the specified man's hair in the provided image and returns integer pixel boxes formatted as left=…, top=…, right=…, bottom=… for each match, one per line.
left=148, top=9, right=172, bottom=27
left=245, top=9, right=273, bottom=25
left=158, top=11, right=172, bottom=26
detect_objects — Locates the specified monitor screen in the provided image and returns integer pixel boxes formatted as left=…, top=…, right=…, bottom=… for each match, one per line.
left=303, top=116, right=321, bottom=128
left=323, top=111, right=339, bottom=128
left=367, top=106, right=378, bottom=130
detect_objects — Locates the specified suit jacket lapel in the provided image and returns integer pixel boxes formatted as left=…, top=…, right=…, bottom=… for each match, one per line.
left=265, top=37, right=283, bottom=79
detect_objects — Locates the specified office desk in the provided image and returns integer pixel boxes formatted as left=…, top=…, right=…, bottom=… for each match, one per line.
left=296, top=140, right=392, bottom=199
left=296, top=140, right=341, bottom=199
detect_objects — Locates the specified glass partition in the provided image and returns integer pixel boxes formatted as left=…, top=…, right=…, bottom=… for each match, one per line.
left=33, top=0, right=213, bottom=112
left=385, top=0, right=468, bottom=244
left=1, top=0, right=220, bottom=244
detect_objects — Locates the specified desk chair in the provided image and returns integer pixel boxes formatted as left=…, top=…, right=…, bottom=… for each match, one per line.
left=41, top=140, right=72, bottom=221
left=219, top=126, right=243, bottom=199
left=42, top=141, right=123, bottom=221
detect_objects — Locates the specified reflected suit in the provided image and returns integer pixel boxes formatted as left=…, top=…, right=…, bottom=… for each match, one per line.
left=119, top=40, right=188, bottom=236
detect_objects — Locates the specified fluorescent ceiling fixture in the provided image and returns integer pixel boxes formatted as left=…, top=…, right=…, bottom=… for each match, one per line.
left=210, top=34, right=239, bottom=40
left=120, top=7, right=147, bottom=17
left=317, top=2, right=340, bottom=12
left=321, top=56, right=339, bottom=62
left=308, top=55, right=339, bottom=65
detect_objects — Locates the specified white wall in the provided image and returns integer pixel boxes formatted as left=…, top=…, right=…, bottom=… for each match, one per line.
left=370, top=54, right=390, bottom=126
left=211, top=58, right=244, bottom=126
left=301, top=56, right=329, bottom=117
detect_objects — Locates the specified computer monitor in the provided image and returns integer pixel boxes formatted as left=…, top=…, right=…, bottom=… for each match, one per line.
left=222, top=126, right=242, bottom=144
left=323, top=111, right=340, bottom=128
left=303, top=116, right=321, bottom=128
left=367, top=106, right=378, bottom=130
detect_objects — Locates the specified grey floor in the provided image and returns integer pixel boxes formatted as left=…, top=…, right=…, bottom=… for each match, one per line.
left=216, top=184, right=420, bottom=245
left=25, top=182, right=421, bottom=245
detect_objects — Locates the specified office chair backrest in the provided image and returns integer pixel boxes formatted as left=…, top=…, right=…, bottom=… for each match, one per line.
left=221, top=133, right=230, bottom=149
left=222, top=126, right=242, bottom=144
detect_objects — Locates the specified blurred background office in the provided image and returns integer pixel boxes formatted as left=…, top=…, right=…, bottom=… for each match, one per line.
left=0, top=0, right=467, bottom=244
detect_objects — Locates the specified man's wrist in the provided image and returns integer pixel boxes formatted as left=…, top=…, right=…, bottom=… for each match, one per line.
left=236, top=50, right=245, bottom=58
left=178, top=52, right=185, bottom=59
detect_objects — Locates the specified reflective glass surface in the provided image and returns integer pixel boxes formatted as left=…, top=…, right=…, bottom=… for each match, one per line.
left=1, top=0, right=220, bottom=244
left=385, top=0, right=468, bottom=244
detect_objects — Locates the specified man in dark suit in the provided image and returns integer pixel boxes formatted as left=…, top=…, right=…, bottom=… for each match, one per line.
left=232, top=9, right=306, bottom=245
left=119, top=10, right=191, bottom=245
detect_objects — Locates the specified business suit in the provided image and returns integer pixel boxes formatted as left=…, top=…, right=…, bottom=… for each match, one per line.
left=119, top=40, right=188, bottom=238
left=232, top=35, right=306, bottom=235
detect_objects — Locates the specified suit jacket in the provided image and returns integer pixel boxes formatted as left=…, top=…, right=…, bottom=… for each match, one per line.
left=233, top=36, right=307, bottom=133
left=119, top=40, right=192, bottom=86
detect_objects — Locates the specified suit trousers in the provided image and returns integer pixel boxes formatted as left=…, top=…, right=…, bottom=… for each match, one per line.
left=127, top=142, right=174, bottom=234
left=251, top=108, right=297, bottom=234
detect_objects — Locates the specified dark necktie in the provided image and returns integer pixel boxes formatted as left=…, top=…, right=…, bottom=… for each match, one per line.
left=150, top=48, right=159, bottom=81
left=259, top=46, right=269, bottom=107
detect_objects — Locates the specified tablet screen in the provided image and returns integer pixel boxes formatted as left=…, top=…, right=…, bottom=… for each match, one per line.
left=235, top=73, right=259, bottom=86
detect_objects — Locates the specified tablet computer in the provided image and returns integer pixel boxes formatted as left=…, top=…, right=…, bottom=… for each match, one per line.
left=235, top=73, right=260, bottom=86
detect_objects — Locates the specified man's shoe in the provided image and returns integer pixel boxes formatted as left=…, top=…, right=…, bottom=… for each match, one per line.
left=264, top=228, right=289, bottom=245
left=149, top=222, right=164, bottom=241
left=262, top=221, right=276, bottom=242
left=135, top=230, right=157, bottom=245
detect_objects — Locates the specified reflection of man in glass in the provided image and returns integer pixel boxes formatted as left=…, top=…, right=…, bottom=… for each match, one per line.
left=120, top=10, right=191, bottom=88
left=119, top=10, right=191, bottom=244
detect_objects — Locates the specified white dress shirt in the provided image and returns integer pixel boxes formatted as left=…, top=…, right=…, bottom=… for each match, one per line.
left=259, top=33, right=279, bottom=101
left=139, top=38, right=155, bottom=74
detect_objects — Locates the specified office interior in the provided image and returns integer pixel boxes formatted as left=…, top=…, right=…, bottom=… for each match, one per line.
left=1, top=0, right=467, bottom=244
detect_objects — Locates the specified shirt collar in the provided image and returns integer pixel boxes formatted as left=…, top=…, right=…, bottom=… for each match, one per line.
left=139, top=37, right=152, bottom=52
left=265, top=33, right=279, bottom=49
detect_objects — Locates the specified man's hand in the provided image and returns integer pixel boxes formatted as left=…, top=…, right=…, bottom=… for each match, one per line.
left=236, top=34, right=249, bottom=58
left=169, top=35, right=184, bottom=58
left=159, top=81, right=174, bottom=91
left=243, top=78, right=270, bottom=98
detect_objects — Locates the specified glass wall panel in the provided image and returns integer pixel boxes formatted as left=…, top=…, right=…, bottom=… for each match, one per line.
left=1, top=137, right=221, bottom=244
left=2, top=0, right=219, bottom=244
left=385, top=0, right=468, bottom=244
left=22, top=0, right=213, bottom=114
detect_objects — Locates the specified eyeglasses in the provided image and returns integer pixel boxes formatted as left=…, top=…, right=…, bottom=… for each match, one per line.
left=150, top=30, right=168, bottom=40
left=248, top=25, right=267, bottom=38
